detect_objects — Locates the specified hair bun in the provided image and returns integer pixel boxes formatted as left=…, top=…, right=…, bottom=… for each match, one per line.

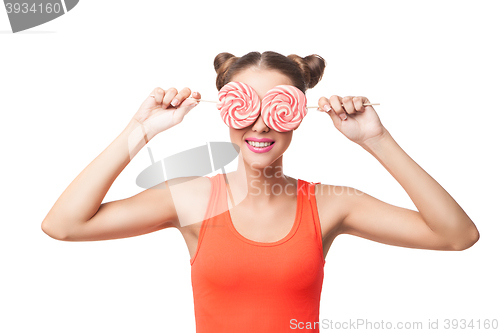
left=213, top=51, right=326, bottom=92
left=214, top=52, right=240, bottom=90
left=287, top=54, right=326, bottom=89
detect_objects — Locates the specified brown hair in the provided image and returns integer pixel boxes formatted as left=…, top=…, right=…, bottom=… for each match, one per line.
left=214, top=51, right=326, bottom=94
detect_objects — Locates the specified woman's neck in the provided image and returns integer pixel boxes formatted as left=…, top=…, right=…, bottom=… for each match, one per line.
left=226, top=154, right=295, bottom=207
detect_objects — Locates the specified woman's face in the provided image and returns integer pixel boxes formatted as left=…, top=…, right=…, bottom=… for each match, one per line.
left=228, top=68, right=297, bottom=170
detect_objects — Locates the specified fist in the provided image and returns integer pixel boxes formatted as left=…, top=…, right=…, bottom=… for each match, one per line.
left=133, top=87, right=200, bottom=138
left=318, top=95, right=385, bottom=145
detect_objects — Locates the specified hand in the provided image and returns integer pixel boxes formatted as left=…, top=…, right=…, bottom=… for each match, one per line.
left=132, top=87, right=200, bottom=138
left=318, top=95, right=386, bottom=146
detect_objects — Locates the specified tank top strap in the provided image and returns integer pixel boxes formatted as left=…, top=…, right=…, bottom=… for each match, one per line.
left=189, top=174, right=227, bottom=266
left=212, top=173, right=230, bottom=220
left=298, top=179, right=326, bottom=266
left=198, top=174, right=226, bottom=222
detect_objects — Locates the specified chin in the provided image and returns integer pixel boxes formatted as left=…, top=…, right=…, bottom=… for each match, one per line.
left=245, top=158, right=276, bottom=170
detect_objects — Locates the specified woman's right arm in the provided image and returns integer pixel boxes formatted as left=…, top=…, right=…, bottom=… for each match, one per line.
left=41, top=87, right=200, bottom=241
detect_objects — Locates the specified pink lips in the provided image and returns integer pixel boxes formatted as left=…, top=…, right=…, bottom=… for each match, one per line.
left=245, top=137, right=275, bottom=153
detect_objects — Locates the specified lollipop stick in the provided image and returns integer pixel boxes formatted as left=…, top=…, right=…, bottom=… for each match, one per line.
left=188, top=98, right=218, bottom=103
left=188, top=98, right=380, bottom=109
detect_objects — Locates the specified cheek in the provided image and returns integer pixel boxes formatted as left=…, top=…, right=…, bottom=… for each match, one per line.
left=275, top=133, right=293, bottom=151
left=228, top=128, right=245, bottom=145
left=282, top=132, right=294, bottom=144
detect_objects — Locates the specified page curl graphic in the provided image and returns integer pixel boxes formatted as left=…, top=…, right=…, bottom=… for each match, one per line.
left=4, top=0, right=79, bottom=33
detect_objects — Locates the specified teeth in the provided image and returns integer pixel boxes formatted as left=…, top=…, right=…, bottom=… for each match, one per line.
left=247, top=141, right=273, bottom=148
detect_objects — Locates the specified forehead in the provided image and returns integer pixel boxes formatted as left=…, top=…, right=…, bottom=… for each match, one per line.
left=231, top=68, right=294, bottom=99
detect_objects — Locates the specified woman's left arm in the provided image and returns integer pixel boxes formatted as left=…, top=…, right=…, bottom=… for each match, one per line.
left=318, top=95, right=480, bottom=251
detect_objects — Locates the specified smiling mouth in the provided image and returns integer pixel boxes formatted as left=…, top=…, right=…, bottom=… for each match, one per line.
left=245, top=140, right=275, bottom=148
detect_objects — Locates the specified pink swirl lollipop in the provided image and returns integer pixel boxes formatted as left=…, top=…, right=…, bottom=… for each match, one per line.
left=217, top=82, right=261, bottom=129
left=261, top=85, right=307, bottom=132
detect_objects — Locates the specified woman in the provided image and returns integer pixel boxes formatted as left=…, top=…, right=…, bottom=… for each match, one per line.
left=41, top=51, right=479, bottom=332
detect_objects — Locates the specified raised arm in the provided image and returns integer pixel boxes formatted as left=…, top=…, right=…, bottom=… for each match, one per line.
left=317, top=95, right=479, bottom=251
left=41, top=87, right=199, bottom=241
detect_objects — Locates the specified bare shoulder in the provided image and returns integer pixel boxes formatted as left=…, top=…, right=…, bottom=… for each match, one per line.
left=167, top=176, right=212, bottom=230
left=314, top=183, right=359, bottom=238
left=167, top=175, right=212, bottom=194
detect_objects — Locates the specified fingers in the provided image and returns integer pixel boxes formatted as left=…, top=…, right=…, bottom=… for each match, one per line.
left=149, top=87, right=199, bottom=110
left=341, top=96, right=356, bottom=115
left=352, top=96, right=367, bottom=113
left=319, top=95, right=347, bottom=121
left=171, top=92, right=200, bottom=125
left=150, top=87, right=166, bottom=106
left=318, top=95, right=368, bottom=122
left=318, top=96, right=332, bottom=112
left=149, top=87, right=176, bottom=109
left=191, top=91, right=201, bottom=100
left=162, top=88, right=178, bottom=109
left=170, top=87, right=192, bottom=108
left=331, top=96, right=349, bottom=120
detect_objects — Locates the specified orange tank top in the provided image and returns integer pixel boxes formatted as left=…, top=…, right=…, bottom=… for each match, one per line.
left=190, top=173, right=326, bottom=332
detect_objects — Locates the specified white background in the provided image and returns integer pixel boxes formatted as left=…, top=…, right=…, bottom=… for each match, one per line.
left=1, top=1, right=499, bottom=332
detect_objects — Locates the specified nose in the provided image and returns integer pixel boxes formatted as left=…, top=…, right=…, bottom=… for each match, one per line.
left=250, top=114, right=270, bottom=133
